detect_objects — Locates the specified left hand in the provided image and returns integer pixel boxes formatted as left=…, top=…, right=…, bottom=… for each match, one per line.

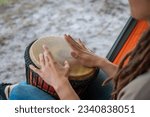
left=64, top=34, right=103, bottom=68
left=29, top=45, right=70, bottom=90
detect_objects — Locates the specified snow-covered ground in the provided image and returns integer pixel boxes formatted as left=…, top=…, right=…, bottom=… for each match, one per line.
left=0, top=0, right=130, bottom=83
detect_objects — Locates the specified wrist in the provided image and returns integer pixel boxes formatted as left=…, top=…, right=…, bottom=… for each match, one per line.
left=97, top=57, right=118, bottom=77
left=53, top=77, right=69, bottom=91
left=54, top=78, right=79, bottom=100
left=96, top=57, right=107, bottom=68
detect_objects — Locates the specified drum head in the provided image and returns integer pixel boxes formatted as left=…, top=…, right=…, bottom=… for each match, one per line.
left=29, top=36, right=95, bottom=80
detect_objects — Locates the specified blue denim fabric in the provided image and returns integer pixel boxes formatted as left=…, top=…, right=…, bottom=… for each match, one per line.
left=9, top=82, right=55, bottom=100
left=9, top=71, right=113, bottom=100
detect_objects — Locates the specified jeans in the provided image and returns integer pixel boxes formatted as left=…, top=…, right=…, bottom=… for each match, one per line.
left=9, top=70, right=113, bottom=100
left=9, top=82, right=55, bottom=100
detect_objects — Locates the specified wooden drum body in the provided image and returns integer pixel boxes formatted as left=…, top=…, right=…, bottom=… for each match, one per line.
left=24, top=36, right=99, bottom=99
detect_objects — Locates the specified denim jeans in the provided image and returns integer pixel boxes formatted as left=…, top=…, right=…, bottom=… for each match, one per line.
left=9, top=82, right=55, bottom=100
left=9, top=70, right=113, bottom=100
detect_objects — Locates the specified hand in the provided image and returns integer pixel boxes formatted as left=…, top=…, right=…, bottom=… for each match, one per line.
left=64, top=34, right=104, bottom=68
left=65, top=34, right=118, bottom=78
left=29, top=45, right=70, bottom=90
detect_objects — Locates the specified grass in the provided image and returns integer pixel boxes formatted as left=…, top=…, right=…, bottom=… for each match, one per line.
left=0, top=0, right=10, bottom=5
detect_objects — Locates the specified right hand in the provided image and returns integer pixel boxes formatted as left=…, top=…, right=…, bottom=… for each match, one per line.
left=29, top=45, right=70, bottom=90
left=64, top=34, right=104, bottom=68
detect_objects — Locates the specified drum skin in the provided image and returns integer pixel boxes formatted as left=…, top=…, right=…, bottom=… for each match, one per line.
left=24, top=36, right=99, bottom=99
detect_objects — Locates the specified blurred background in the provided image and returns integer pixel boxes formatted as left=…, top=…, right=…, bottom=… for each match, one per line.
left=0, top=0, right=129, bottom=83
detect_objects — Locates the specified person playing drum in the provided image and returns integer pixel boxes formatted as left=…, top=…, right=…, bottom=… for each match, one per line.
left=0, top=0, right=150, bottom=100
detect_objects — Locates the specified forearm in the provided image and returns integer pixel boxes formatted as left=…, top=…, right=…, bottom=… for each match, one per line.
left=55, top=79, right=80, bottom=100
left=97, top=57, right=118, bottom=77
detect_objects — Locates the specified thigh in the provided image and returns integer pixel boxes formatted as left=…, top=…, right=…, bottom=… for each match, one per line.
left=9, top=82, right=56, bottom=100
left=84, top=70, right=113, bottom=100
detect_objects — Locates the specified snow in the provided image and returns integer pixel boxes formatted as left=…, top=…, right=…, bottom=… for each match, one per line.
left=0, top=0, right=130, bottom=83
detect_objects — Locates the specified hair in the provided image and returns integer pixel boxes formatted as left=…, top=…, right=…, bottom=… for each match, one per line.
left=104, top=28, right=150, bottom=99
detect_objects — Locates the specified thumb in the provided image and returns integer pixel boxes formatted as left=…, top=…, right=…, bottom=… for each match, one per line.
left=71, top=51, right=78, bottom=58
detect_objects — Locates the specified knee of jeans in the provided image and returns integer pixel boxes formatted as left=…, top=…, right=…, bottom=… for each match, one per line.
left=9, top=84, right=55, bottom=100
left=9, top=84, right=28, bottom=99
left=9, top=83, right=40, bottom=99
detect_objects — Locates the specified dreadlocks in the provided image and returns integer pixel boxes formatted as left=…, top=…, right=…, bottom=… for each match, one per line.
left=105, top=28, right=150, bottom=99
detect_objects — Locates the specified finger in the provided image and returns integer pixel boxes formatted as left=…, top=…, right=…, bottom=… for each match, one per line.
left=65, top=34, right=83, bottom=49
left=77, top=39, right=82, bottom=48
left=78, top=39, right=93, bottom=52
left=64, top=61, right=70, bottom=75
left=43, top=51, right=53, bottom=66
left=64, top=60, right=70, bottom=70
left=64, top=34, right=82, bottom=52
left=71, top=51, right=79, bottom=59
left=29, top=65, right=41, bottom=75
left=78, top=39, right=87, bottom=50
left=64, top=34, right=77, bottom=49
left=65, top=35, right=92, bottom=53
left=39, top=53, right=45, bottom=67
left=44, top=55, right=50, bottom=66
left=79, top=39, right=87, bottom=50
left=43, top=45, right=54, bottom=65
left=43, top=45, right=54, bottom=60
left=68, top=35, right=83, bottom=49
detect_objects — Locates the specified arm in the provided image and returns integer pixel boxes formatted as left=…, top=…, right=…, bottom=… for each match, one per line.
left=97, top=58, right=118, bottom=77
left=30, top=45, right=79, bottom=100
left=65, top=35, right=118, bottom=77
left=55, top=79, right=79, bottom=100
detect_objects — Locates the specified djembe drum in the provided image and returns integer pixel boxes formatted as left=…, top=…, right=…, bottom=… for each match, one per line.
left=24, top=36, right=99, bottom=99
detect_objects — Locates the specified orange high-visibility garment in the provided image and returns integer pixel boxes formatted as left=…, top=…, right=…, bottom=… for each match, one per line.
left=113, top=20, right=149, bottom=65
left=107, top=17, right=149, bottom=65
